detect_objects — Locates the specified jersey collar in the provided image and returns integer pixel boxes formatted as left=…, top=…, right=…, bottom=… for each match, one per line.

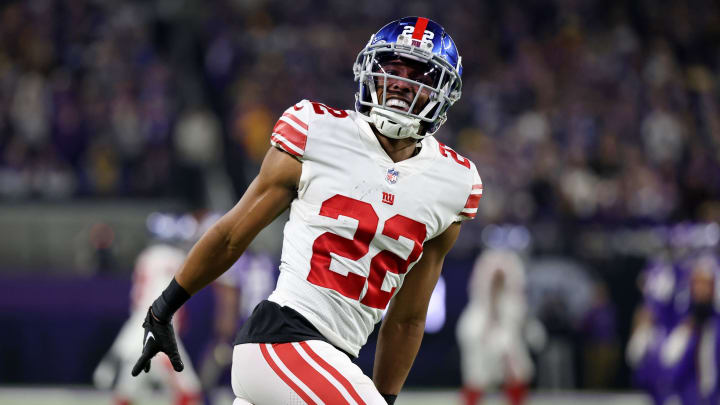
left=353, top=113, right=434, bottom=168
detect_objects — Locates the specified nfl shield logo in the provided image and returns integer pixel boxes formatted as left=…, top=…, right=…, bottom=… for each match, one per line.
left=386, top=168, right=399, bottom=184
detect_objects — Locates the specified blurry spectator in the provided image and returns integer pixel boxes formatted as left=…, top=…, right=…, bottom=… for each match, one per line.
left=627, top=306, right=674, bottom=405
left=580, top=281, right=620, bottom=389
left=10, top=72, right=50, bottom=146
left=173, top=106, right=234, bottom=211
left=174, top=108, right=222, bottom=169
left=627, top=257, right=681, bottom=405
left=660, top=254, right=720, bottom=405
left=456, top=250, right=539, bottom=405
left=527, top=257, right=593, bottom=390
left=640, top=100, right=685, bottom=167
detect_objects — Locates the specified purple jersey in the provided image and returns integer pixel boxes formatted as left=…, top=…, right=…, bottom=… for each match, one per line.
left=662, top=318, right=720, bottom=405
left=630, top=326, right=674, bottom=405
left=217, top=251, right=277, bottom=320
left=657, top=253, right=720, bottom=405
left=642, top=258, right=687, bottom=330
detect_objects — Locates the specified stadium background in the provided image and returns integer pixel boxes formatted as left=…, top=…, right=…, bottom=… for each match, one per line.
left=1, top=0, right=719, bottom=403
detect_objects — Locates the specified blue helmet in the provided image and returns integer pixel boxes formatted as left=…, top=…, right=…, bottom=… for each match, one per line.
left=353, top=17, right=463, bottom=139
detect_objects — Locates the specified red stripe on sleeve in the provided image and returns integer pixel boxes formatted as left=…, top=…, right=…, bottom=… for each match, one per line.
left=273, top=343, right=349, bottom=404
left=412, top=17, right=429, bottom=40
left=282, top=112, right=308, bottom=131
left=459, top=211, right=476, bottom=219
left=271, top=135, right=301, bottom=157
left=472, top=184, right=483, bottom=191
left=464, top=193, right=482, bottom=209
left=273, top=121, right=307, bottom=151
left=299, top=342, right=367, bottom=405
left=259, top=344, right=317, bottom=405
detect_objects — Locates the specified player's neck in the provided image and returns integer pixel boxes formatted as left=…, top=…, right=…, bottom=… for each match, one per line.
left=373, top=131, right=420, bottom=163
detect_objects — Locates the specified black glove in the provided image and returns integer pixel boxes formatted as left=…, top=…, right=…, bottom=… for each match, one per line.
left=131, top=278, right=191, bottom=376
left=131, top=307, right=185, bottom=376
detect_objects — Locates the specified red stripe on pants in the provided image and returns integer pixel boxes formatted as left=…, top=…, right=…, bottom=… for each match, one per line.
left=273, top=343, right=350, bottom=404
left=259, top=344, right=317, bottom=405
left=299, top=341, right=367, bottom=405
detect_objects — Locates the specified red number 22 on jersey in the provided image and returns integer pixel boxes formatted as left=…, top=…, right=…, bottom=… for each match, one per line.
left=306, top=195, right=426, bottom=310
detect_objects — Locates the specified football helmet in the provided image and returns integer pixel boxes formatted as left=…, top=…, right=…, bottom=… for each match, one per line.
left=354, top=16, right=463, bottom=140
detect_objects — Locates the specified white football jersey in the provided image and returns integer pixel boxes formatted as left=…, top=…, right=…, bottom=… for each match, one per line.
left=267, top=99, right=482, bottom=356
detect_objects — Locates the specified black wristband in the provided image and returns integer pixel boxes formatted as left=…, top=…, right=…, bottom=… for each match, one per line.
left=151, top=278, right=191, bottom=323
left=381, top=393, right=397, bottom=405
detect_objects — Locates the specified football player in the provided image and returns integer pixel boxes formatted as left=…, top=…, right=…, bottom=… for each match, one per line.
left=626, top=257, right=679, bottom=405
left=94, top=242, right=201, bottom=405
left=132, top=16, right=481, bottom=405
left=456, top=250, right=535, bottom=405
left=660, top=254, right=720, bottom=405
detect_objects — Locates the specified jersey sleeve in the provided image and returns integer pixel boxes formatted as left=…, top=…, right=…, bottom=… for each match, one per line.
left=270, top=99, right=311, bottom=160
left=455, top=163, right=483, bottom=222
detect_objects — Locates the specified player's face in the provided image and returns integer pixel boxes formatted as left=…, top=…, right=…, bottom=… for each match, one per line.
left=374, top=57, right=436, bottom=115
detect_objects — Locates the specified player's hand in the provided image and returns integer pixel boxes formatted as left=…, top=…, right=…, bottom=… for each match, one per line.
left=131, top=307, right=185, bottom=376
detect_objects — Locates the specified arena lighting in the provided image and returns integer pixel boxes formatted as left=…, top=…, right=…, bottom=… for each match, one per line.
left=664, top=222, right=720, bottom=249
left=481, top=223, right=532, bottom=250
left=146, top=212, right=176, bottom=240
left=146, top=212, right=201, bottom=241
left=175, top=213, right=199, bottom=241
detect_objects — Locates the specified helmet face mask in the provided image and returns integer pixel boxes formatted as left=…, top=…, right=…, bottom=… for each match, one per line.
left=372, top=55, right=439, bottom=115
left=354, top=17, right=462, bottom=140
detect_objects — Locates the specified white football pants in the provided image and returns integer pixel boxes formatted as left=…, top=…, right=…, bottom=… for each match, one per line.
left=231, top=340, right=387, bottom=405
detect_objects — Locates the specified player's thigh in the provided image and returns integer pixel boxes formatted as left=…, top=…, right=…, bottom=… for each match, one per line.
left=232, top=341, right=386, bottom=405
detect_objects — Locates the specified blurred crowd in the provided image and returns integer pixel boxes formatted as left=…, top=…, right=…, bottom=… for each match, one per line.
left=1, top=0, right=719, bottom=224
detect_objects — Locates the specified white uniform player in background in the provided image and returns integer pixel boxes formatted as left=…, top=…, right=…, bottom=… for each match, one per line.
left=456, top=250, right=537, bottom=405
left=94, top=243, right=201, bottom=405
left=132, top=16, right=481, bottom=405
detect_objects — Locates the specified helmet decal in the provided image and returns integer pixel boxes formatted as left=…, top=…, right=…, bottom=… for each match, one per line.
left=406, top=17, right=431, bottom=43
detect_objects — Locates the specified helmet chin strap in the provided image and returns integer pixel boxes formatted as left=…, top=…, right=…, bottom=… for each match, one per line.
left=369, top=107, right=423, bottom=140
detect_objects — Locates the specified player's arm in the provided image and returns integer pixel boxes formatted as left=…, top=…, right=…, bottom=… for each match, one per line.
left=373, top=221, right=462, bottom=400
left=132, top=146, right=300, bottom=376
